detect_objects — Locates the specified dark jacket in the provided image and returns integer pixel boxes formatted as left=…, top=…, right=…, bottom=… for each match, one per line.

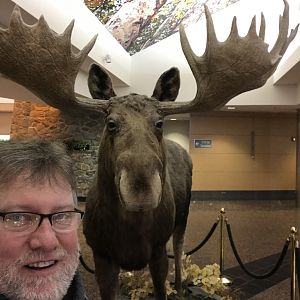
left=0, top=270, right=88, bottom=300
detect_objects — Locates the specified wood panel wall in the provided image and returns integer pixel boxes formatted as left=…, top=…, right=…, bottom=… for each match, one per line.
left=190, top=112, right=296, bottom=191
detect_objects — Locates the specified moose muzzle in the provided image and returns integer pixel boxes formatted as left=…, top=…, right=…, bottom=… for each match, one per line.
left=117, top=169, right=162, bottom=212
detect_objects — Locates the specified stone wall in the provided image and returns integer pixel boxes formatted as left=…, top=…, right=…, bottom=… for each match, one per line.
left=10, top=100, right=104, bottom=198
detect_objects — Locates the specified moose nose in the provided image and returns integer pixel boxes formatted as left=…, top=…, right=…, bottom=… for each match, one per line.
left=118, top=169, right=162, bottom=211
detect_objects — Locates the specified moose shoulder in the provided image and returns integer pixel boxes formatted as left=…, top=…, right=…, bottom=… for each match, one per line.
left=83, top=65, right=192, bottom=300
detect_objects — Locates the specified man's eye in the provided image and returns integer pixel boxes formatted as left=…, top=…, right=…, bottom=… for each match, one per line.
left=6, top=214, right=31, bottom=226
left=10, top=214, right=25, bottom=221
left=53, top=213, right=73, bottom=225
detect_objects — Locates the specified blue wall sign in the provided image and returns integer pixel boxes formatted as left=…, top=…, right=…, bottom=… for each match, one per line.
left=194, top=139, right=212, bottom=148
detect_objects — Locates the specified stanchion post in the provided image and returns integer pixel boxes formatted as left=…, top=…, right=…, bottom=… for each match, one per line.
left=219, top=208, right=225, bottom=276
left=289, top=226, right=297, bottom=300
left=219, top=208, right=230, bottom=284
left=296, top=239, right=299, bottom=297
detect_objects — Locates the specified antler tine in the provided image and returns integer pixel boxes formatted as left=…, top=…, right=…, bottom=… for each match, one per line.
left=248, top=15, right=257, bottom=37
left=158, top=0, right=298, bottom=116
left=270, top=0, right=293, bottom=62
left=229, top=16, right=238, bottom=37
left=283, top=25, right=299, bottom=53
left=0, top=5, right=108, bottom=115
left=259, top=13, right=266, bottom=40
left=76, top=32, right=98, bottom=64
left=204, top=5, right=218, bottom=45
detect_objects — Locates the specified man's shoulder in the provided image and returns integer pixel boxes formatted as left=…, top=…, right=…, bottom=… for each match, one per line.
left=63, top=270, right=89, bottom=300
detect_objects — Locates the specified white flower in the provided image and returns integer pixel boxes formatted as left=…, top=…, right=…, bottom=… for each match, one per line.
left=119, top=255, right=231, bottom=300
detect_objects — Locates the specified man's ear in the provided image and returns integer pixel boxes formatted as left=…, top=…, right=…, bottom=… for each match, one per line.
left=151, top=67, right=180, bottom=102
left=88, top=64, right=116, bottom=100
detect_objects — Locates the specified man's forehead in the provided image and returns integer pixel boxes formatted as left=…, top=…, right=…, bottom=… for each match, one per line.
left=0, top=176, right=74, bottom=211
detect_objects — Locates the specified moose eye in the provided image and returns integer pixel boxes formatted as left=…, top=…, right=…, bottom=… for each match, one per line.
left=106, top=119, right=117, bottom=132
left=155, top=120, right=164, bottom=130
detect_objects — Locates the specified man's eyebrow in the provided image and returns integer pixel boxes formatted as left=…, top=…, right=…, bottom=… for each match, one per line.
left=1, top=204, right=75, bottom=212
left=0, top=204, right=33, bottom=211
left=52, top=205, right=76, bottom=212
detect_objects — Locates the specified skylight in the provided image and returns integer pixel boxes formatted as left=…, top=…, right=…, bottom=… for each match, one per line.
left=84, top=0, right=239, bottom=55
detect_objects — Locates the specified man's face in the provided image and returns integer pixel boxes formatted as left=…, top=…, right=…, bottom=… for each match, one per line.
left=0, top=175, right=80, bottom=300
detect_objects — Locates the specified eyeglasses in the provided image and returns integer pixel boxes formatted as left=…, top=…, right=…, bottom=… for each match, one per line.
left=0, top=208, right=84, bottom=234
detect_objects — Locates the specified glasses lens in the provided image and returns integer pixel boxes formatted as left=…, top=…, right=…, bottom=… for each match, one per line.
left=52, top=212, right=81, bottom=232
left=4, top=213, right=39, bottom=232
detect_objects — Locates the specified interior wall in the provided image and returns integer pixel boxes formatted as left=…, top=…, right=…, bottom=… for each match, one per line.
left=0, top=111, right=13, bottom=135
left=164, top=120, right=190, bottom=152
left=190, top=112, right=296, bottom=191
left=10, top=100, right=104, bottom=197
left=2, top=100, right=297, bottom=193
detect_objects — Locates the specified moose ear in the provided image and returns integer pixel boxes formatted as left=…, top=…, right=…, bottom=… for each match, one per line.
left=151, top=67, right=180, bottom=102
left=88, top=64, right=116, bottom=100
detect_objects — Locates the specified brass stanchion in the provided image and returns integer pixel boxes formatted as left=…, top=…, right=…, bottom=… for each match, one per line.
left=289, top=226, right=298, bottom=300
left=219, top=208, right=231, bottom=284
left=296, top=240, right=299, bottom=297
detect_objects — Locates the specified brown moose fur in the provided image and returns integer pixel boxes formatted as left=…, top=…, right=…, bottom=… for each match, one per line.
left=83, top=66, right=192, bottom=300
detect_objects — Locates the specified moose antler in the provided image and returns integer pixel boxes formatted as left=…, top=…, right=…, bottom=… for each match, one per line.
left=0, top=6, right=108, bottom=114
left=0, top=1, right=298, bottom=116
left=158, top=0, right=299, bottom=115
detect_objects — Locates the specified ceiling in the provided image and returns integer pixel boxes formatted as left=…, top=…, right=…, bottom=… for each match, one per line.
left=0, top=0, right=300, bottom=115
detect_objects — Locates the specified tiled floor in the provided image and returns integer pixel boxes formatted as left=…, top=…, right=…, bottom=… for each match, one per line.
left=225, top=250, right=291, bottom=299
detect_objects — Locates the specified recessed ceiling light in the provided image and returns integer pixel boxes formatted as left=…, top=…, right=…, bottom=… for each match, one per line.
left=170, top=118, right=177, bottom=120
left=227, top=106, right=236, bottom=110
left=0, top=97, right=14, bottom=104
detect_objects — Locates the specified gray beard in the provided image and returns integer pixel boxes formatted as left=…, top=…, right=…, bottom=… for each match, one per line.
left=0, top=247, right=79, bottom=300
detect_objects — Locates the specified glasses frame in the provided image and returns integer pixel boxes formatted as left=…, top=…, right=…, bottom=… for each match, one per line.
left=0, top=207, right=84, bottom=233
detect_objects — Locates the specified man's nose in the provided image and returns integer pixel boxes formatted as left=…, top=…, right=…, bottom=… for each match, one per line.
left=28, top=218, right=59, bottom=251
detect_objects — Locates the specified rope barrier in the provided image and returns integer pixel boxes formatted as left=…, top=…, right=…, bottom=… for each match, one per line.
left=226, top=220, right=290, bottom=279
left=79, top=254, right=95, bottom=274
left=168, top=220, right=220, bottom=258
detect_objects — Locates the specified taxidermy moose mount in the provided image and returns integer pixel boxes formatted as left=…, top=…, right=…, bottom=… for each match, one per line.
left=0, top=1, right=298, bottom=299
